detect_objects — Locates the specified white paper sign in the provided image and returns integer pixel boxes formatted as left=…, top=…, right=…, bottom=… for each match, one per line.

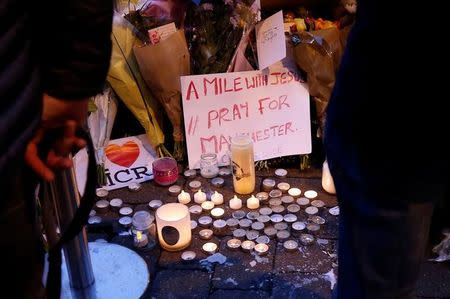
left=256, top=11, right=286, bottom=69
left=74, top=135, right=156, bottom=192
left=148, top=22, right=177, bottom=45
left=181, top=68, right=311, bottom=169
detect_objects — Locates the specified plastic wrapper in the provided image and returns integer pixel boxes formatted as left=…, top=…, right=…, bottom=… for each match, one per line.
left=292, top=27, right=346, bottom=137
left=107, top=13, right=166, bottom=155
left=87, top=86, right=118, bottom=186
left=430, top=232, right=450, bottom=262
left=133, top=29, right=190, bottom=160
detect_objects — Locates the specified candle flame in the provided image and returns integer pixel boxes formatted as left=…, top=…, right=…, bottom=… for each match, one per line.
left=136, top=231, right=142, bottom=241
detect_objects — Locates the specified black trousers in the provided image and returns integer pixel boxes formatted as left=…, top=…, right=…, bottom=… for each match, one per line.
left=0, top=163, right=46, bottom=299
left=330, top=169, right=437, bottom=299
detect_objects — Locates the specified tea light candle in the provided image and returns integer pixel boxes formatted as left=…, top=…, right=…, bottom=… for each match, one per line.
left=269, top=198, right=282, bottom=207
left=211, top=191, right=224, bottom=205
left=181, top=251, right=196, bottom=261
left=89, top=210, right=96, bottom=217
left=202, top=242, right=218, bottom=255
left=251, top=221, right=265, bottom=231
left=169, top=185, right=182, bottom=196
left=128, top=182, right=142, bottom=192
left=109, top=198, right=123, bottom=211
left=241, top=240, right=255, bottom=252
left=329, top=206, right=340, bottom=216
left=88, top=216, right=102, bottom=225
left=288, top=187, right=301, bottom=198
left=269, top=189, right=282, bottom=198
left=201, top=200, right=215, bottom=212
left=194, top=189, right=207, bottom=204
left=272, top=205, right=285, bottom=214
left=134, top=231, right=148, bottom=248
left=178, top=190, right=191, bottom=204
left=188, top=180, right=202, bottom=191
left=226, top=218, right=239, bottom=230
left=262, top=178, right=276, bottom=192
left=95, top=200, right=110, bottom=214
left=270, top=214, right=283, bottom=224
left=246, top=230, right=259, bottom=241
left=254, top=243, right=269, bottom=255
left=246, top=211, right=260, bottom=220
left=305, top=206, right=319, bottom=215
left=291, top=221, right=306, bottom=236
left=283, top=240, right=298, bottom=251
left=256, top=192, right=269, bottom=202
left=232, top=210, right=246, bottom=219
left=256, top=235, right=270, bottom=244
left=199, top=229, right=214, bottom=240
left=188, top=205, right=202, bottom=215
left=119, top=206, right=133, bottom=216
left=281, top=195, right=294, bottom=204
left=211, top=177, right=225, bottom=188
left=297, top=197, right=310, bottom=206
left=274, top=168, right=287, bottom=177
left=259, top=207, right=273, bottom=216
left=256, top=215, right=271, bottom=225
left=264, top=227, right=277, bottom=239
left=212, top=219, right=227, bottom=236
left=284, top=214, right=298, bottom=223
left=191, top=220, right=198, bottom=230
left=119, top=216, right=132, bottom=227
left=232, top=228, right=247, bottom=239
left=229, top=195, right=242, bottom=210
left=148, top=200, right=163, bottom=210
left=276, top=230, right=290, bottom=241
left=304, top=190, right=318, bottom=199
left=277, top=182, right=290, bottom=193
left=274, top=222, right=288, bottom=231
left=238, top=218, right=252, bottom=229
left=246, top=195, right=260, bottom=209
left=309, top=215, right=326, bottom=225
left=219, top=168, right=232, bottom=177
left=287, top=204, right=301, bottom=214
left=198, top=216, right=213, bottom=227
left=306, top=223, right=321, bottom=235
left=184, top=169, right=197, bottom=178
left=211, top=207, right=225, bottom=219
left=311, top=200, right=325, bottom=208
left=96, top=188, right=108, bottom=198
left=300, top=233, right=315, bottom=245
left=227, top=238, right=242, bottom=250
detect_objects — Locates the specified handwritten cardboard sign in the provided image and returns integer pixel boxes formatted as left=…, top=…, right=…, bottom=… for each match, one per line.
left=181, top=68, right=311, bottom=169
left=256, top=10, right=286, bottom=69
left=74, top=135, right=156, bottom=192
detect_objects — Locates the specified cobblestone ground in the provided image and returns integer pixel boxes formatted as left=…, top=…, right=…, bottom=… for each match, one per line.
left=88, top=168, right=450, bottom=299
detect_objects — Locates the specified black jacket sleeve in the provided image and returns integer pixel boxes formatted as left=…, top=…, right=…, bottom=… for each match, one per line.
left=40, top=0, right=113, bottom=100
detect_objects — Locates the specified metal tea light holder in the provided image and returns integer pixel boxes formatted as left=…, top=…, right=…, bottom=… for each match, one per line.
left=43, top=131, right=148, bottom=299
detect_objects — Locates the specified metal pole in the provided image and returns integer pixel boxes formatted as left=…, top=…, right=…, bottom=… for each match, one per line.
left=50, top=159, right=95, bottom=290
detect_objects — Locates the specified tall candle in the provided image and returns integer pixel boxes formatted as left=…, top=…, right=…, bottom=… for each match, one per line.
left=194, top=189, right=207, bottom=204
left=211, top=191, right=224, bottom=205
left=178, top=190, right=191, bottom=204
left=230, top=135, right=255, bottom=194
left=246, top=195, right=259, bottom=209
left=229, top=195, right=242, bottom=210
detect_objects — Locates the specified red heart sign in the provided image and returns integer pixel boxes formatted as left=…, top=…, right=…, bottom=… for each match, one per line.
left=105, top=141, right=140, bottom=168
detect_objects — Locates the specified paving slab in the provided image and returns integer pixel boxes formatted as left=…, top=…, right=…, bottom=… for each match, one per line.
left=209, top=289, right=270, bottom=299
left=416, top=262, right=450, bottom=298
left=151, top=270, right=211, bottom=299
left=272, top=272, right=334, bottom=299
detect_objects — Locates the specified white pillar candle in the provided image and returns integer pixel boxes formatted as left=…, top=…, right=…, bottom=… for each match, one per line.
left=210, top=191, right=224, bottom=205
left=246, top=195, right=260, bottom=209
left=229, top=195, right=242, bottom=210
left=194, top=189, right=207, bottom=204
left=177, top=190, right=191, bottom=204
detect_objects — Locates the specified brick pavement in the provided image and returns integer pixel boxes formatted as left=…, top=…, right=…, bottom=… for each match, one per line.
left=87, top=168, right=450, bottom=299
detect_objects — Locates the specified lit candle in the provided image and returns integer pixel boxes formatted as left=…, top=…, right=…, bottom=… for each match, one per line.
left=227, top=238, right=242, bottom=250
left=178, top=190, right=191, bottom=205
left=199, top=229, right=214, bottom=240
left=211, top=207, right=225, bottom=219
left=134, top=231, right=148, bottom=248
left=254, top=243, right=269, bottom=255
left=246, top=195, right=260, bottom=209
left=202, top=242, right=218, bottom=255
left=194, top=189, right=207, bottom=204
left=211, top=191, right=224, bottom=205
left=288, top=187, right=301, bottom=198
left=201, top=201, right=215, bottom=212
left=229, top=195, right=242, bottom=210
left=155, top=203, right=192, bottom=251
left=241, top=240, right=255, bottom=252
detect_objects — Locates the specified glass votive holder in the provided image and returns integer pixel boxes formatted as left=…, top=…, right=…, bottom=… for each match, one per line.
left=152, top=157, right=178, bottom=186
left=200, top=153, right=219, bottom=179
left=131, top=210, right=155, bottom=236
left=155, top=203, right=191, bottom=251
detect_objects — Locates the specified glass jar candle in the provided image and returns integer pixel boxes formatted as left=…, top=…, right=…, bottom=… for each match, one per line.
left=200, top=153, right=219, bottom=178
left=230, top=135, right=255, bottom=194
left=152, top=157, right=178, bottom=186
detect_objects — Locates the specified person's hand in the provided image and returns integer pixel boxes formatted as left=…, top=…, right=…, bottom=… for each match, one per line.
left=25, top=94, right=89, bottom=181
